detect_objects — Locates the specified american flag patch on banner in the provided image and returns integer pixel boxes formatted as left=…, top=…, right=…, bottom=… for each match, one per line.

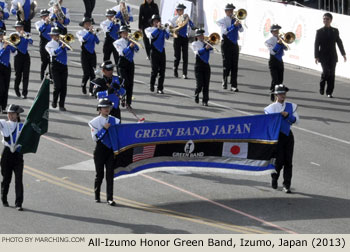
left=132, top=145, right=156, bottom=162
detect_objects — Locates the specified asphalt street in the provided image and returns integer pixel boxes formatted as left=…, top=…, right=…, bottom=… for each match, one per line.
left=0, top=0, right=349, bottom=234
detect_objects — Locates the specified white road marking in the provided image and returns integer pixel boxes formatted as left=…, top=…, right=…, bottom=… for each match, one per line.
left=58, top=159, right=95, bottom=171
left=311, top=162, right=321, bottom=167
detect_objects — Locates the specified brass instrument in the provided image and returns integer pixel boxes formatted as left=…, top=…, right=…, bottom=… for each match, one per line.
left=112, top=17, right=120, bottom=25
left=49, top=0, right=65, bottom=21
left=278, top=31, right=296, bottom=49
left=90, top=27, right=102, bottom=35
left=128, top=31, right=143, bottom=49
left=59, top=33, right=74, bottom=51
left=203, top=32, right=221, bottom=52
left=120, top=2, right=129, bottom=24
left=17, top=1, right=37, bottom=21
left=3, top=33, right=21, bottom=48
left=170, top=14, right=189, bottom=38
left=234, top=8, right=247, bottom=20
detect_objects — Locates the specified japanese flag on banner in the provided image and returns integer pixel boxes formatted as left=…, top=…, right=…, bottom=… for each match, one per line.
left=222, top=142, right=248, bottom=159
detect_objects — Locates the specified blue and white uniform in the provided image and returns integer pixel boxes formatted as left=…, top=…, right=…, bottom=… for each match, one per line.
left=0, top=1, right=10, bottom=30
left=100, top=18, right=120, bottom=65
left=49, top=5, right=70, bottom=34
left=35, top=19, right=53, bottom=80
left=10, top=0, right=35, bottom=32
left=112, top=4, right=133, bottom=25
left=0, top=41, right=16, bottom=110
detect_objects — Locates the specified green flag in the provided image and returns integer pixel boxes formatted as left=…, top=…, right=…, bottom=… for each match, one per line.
left=16, top=77, right=50, bottom=154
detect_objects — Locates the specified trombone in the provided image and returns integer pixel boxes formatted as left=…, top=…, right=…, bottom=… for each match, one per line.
left=128, top=31, right=144, bottom=49
left=59, top=33, right=75, bottom=51
left=278, top=32, right=296, bottom=49
left=3, top=33, right=21, bottom=48
left=234, top=9, right=247, bottom=20
left=203, top=32, right=221, bottom=52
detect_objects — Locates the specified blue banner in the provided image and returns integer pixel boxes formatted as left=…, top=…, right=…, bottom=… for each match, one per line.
left=110, top=114, right=282, bottom=179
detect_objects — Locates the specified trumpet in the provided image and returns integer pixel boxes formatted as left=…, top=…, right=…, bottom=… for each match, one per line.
left=233, top=8, right=247, bottom=20
left=90, top=27, right=102, bottom=35
left=278, top=32, right=296, bottom=49
left=59, top=33, right=74, bottom=51
left=3, top=33, right=21, bottom=48
left=112, top=17, right=120, bottom=25
left=203, top=32, right=221, bottom=52
left=128, top=31, right=144, bottom=49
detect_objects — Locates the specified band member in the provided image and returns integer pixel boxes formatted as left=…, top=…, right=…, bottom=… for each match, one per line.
left=0, top=1, right=10, bottom=30
left=10, top=0, right=36, bottom=33
left=35, top=9, right=53, bottom=81
left=92, top=60, right=126, bottom=120
left=314, top=12, right=346, bottom=98
left=13, top=21, right=33, bottom=99
left=83, top=0, right=96, bottom=20
left=89, top=98, right=120, bottom=206
left=114, top=25, right=139, bottom=108
left=217, top=3, right=244, bottom=92
left=168, top=3, right=196, bottom=79
left=100, top=9, right=119, bottom=67
left=265, top=24, right=287, bottom=102
left=48, top=0, right=70, bottom=35
left=0, top=29, right=17, bottom=114
left=192, top=28, right=213, bottom=106
left=0, top=104, right=25, bottom=210
left=46, top=27, right=70, bottom=111
left=112, top=0, right=133, bottom=26
left=264, top=84, right=299, bottom=193
left=138, top=0, right=159, bottom=59
left=76, top=17, right=100, bottom=96
left=145, top=14, right=169, bottom=94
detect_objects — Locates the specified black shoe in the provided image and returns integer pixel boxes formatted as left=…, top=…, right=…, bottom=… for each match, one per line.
left=22, top=95, right=27, bottom=99
left=107, top=200, right=117, bottom=206
left=327, top=94, right=333, bottom=98
left=2, top=201, right=9, bottom=207
left=59, top=107, right=67, bottom=111
left=231, top=87, right=239, bottom=92
left=51, top=102, right=57, bottom=108
left=195, top=95, right=199, bottom=104
left=15, top=90, right=21, bottom=97
left=271, top=173, right=278, bottom=189
left=320, top=89, right=324, bottom=95
left=283, top=186, right=291, bottom=193
left=222, top=81, right=227, bottom=90
left=150, top=86, right=155, bottom=92
left=95, top=199, right=101, bottom=203
left=202, top=101, right=208, bottom=106
left=157, top=90, right=164, bottom=94
left=91, top=18, right=95, bottom=25
left=182, top=74, right=188, bottom=79
left=121, top=100, right=125, bottom=107
left=82, top=86, right=87, bottom=94
left=89, top=92, right=94, bottom=97
left=174, top=69, right=178, bottom=78
left=16, top=206, right=23, bottom=211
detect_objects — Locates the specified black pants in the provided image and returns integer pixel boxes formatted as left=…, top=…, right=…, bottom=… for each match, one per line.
left=194, top=58, right=211, bottom=103
left=14, top=52, right=30, bottom=97
left=1, top=147, right=24, bottom=207
left=221, top=37, right=239, bottom=87
left=81, top=49, right=96, bottom=93
left=272, top=131, right=294, bottom=189
left=150, top=48, right=166, bottom=91
left=269, top=55, right=284, bottom=91
left=103, top=36, right=119, bottom=69
left=51, top=61, right=68, bottom=108
left=173, top=36, right=188, bottom=75
left=118, top=56, right=134, bottom=106
left=83, top=0, right=96, bottom=18
left=320, top=60, right=337, bottom=95
left=93, top=142, right=115, bottom=201
left=0, top=64, right=11, bottom=111
left=40, top=39, right=51, bottom=81
left=142, top=28, right=151, bottom=58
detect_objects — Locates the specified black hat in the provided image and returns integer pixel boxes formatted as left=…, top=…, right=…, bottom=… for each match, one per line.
left=105, top=9, right=117, bottom=17
left=48, top=27, right=61, bottom=35
left=14, top=21, right=25, bottom=27
left=270, top=24, right=282, bottom=32
left=176, top=3, right=186, bottom=10
left=97, top=98, right=113, bottom=110
left=79, top=17, right=93, bottom=27
left=194, top=28, right=205, bottom=36
left=7, top=104, right=24, bottom=114
left=118, top=25, right=131, bottom=33
left=0, top=29, right=5, bottom=36
left=40, top=9, right=50, bottom=17
left=274, top=84, right=289, bottom=94
left=151, top=14, right=161, bottom=22
left=225, top=3, right=235, bottom=10
left=101, top=60, right=115, bottom=71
